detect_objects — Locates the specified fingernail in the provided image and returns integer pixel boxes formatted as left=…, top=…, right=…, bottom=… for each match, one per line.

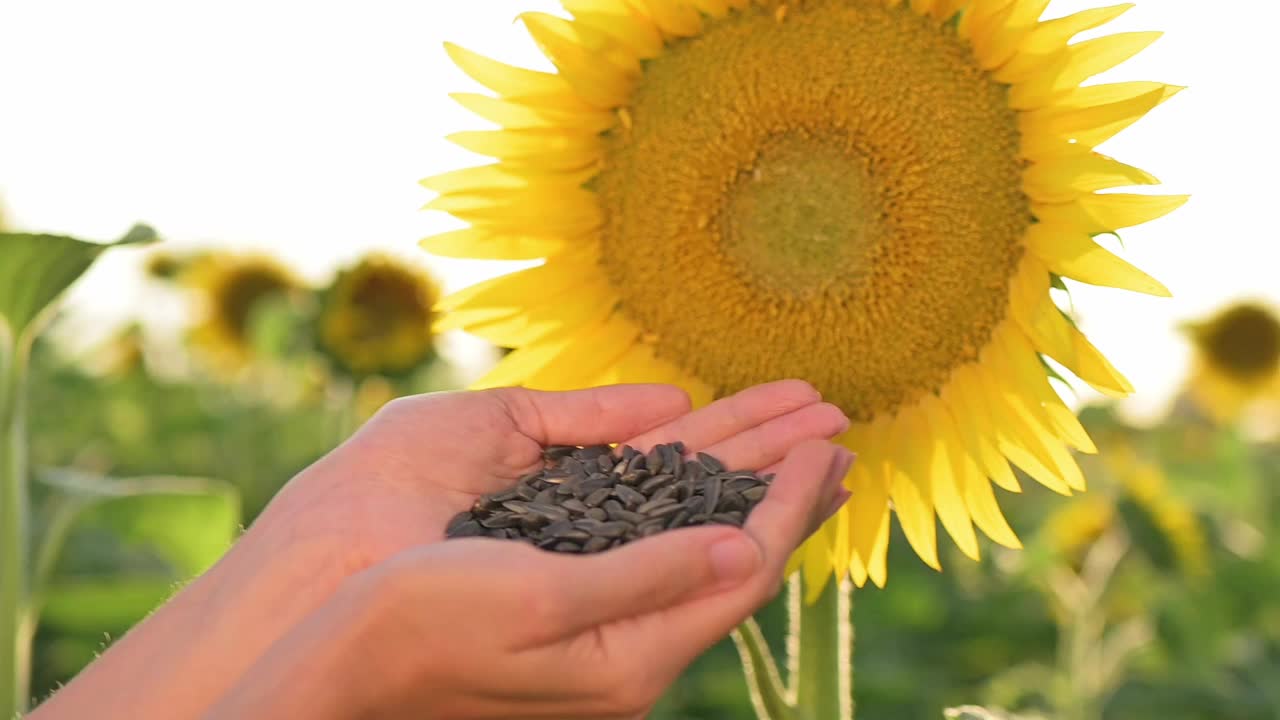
left=826, top=448, right=856, bottom=489
left=823, top=488, right=852, bottom=522
left=710, top=534, right=761, bottom=586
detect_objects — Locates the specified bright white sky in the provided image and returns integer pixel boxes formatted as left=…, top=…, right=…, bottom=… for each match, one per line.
left=0, top=1, right=1270, bottom=422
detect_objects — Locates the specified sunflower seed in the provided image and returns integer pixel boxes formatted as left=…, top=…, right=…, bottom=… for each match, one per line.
left=479, top=514, right=520, bottom=529
left=594, top=521, right=632, bottom=539
left=697, top=452, right=725, bottom=473
left=718, top=492, right=747, bottom=514
left=702, top=476, right=722, bottom=515
left=637, top=497, right=679, bottom=515
left=446, top=442, right=770, bottom=554
left=639, top=474, right=676, bottom=494
left=613, top=484, right=647, bottom=508
left=584, top=487, right=613, bottom=508
left=451, top=519, right=484, bottom=537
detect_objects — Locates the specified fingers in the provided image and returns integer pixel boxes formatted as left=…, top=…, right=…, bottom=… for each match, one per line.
left=618, top=441, right=853, bottom=667
left=521, top=526, right=762, bottom=646
left=489, top=384, right=691, bottom=446
left=622, top=379, right=822, bottom=453
left=695, top=403, right=849, bottom=470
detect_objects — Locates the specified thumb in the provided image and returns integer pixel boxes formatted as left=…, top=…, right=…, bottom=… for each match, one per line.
left=542, top=525, right=763, bottom=638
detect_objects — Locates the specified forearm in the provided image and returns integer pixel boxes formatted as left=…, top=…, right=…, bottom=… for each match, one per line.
left=28, top=526, right=345, bottom=720
left=200, top=576, right=384, bottom=720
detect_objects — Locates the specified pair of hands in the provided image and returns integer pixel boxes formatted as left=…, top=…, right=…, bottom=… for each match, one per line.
left=34, top=380, right=853, bottom=720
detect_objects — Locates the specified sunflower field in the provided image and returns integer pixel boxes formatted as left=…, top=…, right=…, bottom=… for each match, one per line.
left=3, top=0, right=1279, bottom=718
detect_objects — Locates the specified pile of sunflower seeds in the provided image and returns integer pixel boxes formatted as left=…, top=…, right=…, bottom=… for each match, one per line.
left=445, top=442, right=772, bottom=554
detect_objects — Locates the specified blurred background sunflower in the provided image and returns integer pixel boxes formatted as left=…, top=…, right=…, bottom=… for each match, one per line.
left=1179, top=302, right=1280, bottom=427
left=317, top=253, right=440, bottom=379
left=182, top=252, right=304, bottom=376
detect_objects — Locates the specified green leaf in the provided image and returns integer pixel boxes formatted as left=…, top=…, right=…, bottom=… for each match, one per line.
left=0, top=225, right=156, bottom=348
left=39, top=469, right=241, bottom=580
left=38, top=578, right=176, bottom=635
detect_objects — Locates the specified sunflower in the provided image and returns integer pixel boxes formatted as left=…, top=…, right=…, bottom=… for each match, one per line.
left=186, top=253, right=301, bottom=374
left=317, top=254, right=441, bottom=378
left=1182, top=302, right=1280, bottom=424
left=423, top=0, right=1184, bottom=590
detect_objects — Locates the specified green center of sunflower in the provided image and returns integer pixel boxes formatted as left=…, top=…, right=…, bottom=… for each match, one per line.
left=1200, top=304, right=1280, bottom=379
left=721, top=131, right=880, bottom=290
left=595, top=0, right=1029, bottom=421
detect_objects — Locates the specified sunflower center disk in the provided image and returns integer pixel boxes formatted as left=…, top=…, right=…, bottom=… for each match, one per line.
left=595, top=0, right=1030, bottom=421
left=1203, top=306, right=1280, bottom=379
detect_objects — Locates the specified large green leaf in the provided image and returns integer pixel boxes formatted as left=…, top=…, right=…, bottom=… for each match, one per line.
left=37, top=469, right=241, bottom=581
left=0, top=225, right=155, bottom=348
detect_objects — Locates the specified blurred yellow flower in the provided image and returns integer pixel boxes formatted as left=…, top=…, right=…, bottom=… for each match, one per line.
left=186, top=253, right=301, bottom=374
left=1045, top=449, right=1207, bottom=578
left=1183, top=302, right=1280, bottom=424
left=1045, top=495, right=1117, bottom=573
left=425, top=0, right=1183, bottom=591
left=318, top=254, right=439, bottom=377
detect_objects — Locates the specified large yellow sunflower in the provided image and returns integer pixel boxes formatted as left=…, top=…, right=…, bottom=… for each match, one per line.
left=317, top=254, right=441, bottom=378
left=1182, top=302, right=1280, bottom=424
left=423, top=0, right=1184, bottom=590
left=185, top=253, right=301, bottom=374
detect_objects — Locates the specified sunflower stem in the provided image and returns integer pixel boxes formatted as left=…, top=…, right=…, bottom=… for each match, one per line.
left=732, top=618, right=795, bottom=720
left=0, top=334, right=32, bottom=718
left=792, top=575, right=854, bottom=720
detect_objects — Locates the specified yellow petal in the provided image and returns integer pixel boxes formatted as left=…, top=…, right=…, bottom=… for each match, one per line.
left=865, top=507, right=890, bottom=588
left=927, top=0, right=969, bottom=21
left=849, top=440, right=891, bottom=572
left=1010, top=32, right=1162, bottom=108
left=522, top=313, right=640, bottom=390
left=564, top=0, right=665, bottom=58
left=920, top=396, right=982, bottom=560
left=974, top=359, right=1074, bottom=495
left=420, top=227, right=571, bottom=261
left=447, top=129, right=604, bottom=172
left=959, top=457, right=1022, bottom=549
left=471, top=332, right=577, bottom=389
left=426, top=187, right=603, bottom=234
left=942, top=367, right=1022, bottom=493
left=1023, top=223, right=1170, bottom=296
left=1032, top=193, right=1188, bottom=234
left=638, top=0, right=703, bottom=37
left=444, top=42, right=583, bottom=105
left=971, top=0, right=1049, bottom=71
left=802, top=524, right=836, bottom=603
left=995, top=4, right=1134, bottom=84
left=520, top=13, right=639, bottom=109
left=452, top=286, right=614, bottom=347
left=449, top=93, right=617, bottom=134
left=433, top=306, right=516, bottom=334
left=1056, top=81, right=1184, bottom=110
left=1022, top=153, right=1159, bottom=202
left=886, top=409, right=941, bottom=569
left=1020, top=88, right=1169, bottom=154
left=995, top=325, right=1098, bottom=455
left=438, top=248, right=596, bottom=311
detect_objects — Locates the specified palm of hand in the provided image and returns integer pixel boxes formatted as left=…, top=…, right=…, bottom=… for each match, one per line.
left=256, top=381, right=845, bottom=588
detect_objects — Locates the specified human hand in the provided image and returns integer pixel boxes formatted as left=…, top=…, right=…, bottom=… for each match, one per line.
left=257, top=379, right=849, bottom=599
left=204, top=439, right=855, bottom=720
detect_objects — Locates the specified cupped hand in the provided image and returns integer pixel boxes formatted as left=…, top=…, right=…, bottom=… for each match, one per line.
left=205, top=439, right=855, bottom=720
left=256, top=379, right=850, bottom=590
